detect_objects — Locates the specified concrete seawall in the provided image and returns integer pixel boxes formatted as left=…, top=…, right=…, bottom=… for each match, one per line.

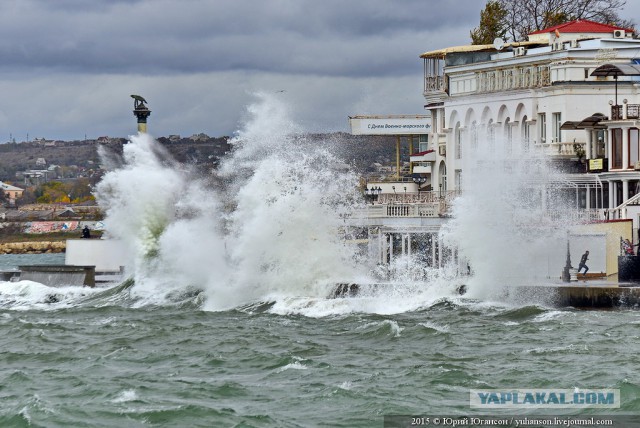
left=332, top=282, right=640, bottom=309
left=0, top=241, right=66, bottom=254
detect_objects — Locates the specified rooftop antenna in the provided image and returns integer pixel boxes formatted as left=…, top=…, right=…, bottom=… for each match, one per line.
left=493, top=37, right=505, bottom=51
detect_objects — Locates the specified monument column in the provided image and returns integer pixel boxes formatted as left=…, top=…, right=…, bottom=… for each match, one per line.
left=131, top=95, right=151, bottom=133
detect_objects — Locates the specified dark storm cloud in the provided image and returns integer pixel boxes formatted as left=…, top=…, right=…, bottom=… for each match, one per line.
left=0, top=0, right=480, bottom=77
left=2, top=0, right=638, bottom=140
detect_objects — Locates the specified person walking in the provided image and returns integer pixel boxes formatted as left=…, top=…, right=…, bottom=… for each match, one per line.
left=578, top=250, right=589, bottom=275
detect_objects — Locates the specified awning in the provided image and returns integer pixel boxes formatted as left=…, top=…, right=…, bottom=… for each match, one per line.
left=590, top=64, right=640, bottom=105
left=590, top=63, right=640, bottom=77
left=560, top=113, right=608, bottom=130
left=560, top=121, right=580, bottom=130
left=577, top=113, right=608, bottom=128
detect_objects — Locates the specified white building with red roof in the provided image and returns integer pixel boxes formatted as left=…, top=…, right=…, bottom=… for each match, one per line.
left=527, top=19, right=634, bottom=43
left=421, top=19, right=640, bottom=216
left=348, top=19, right=640, bottom=276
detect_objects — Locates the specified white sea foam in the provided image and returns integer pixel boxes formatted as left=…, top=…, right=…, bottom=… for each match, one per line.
left=338, top=381, right=353, bottom=390
left=112, top=389, right=138, bottom=403
left=532, top=310, right=570, bottom=323
left=419, top=321, right=450, bottom=333
left=277, top=362, right=308, bottom=372
left=0, top=280, right=103, bottom=310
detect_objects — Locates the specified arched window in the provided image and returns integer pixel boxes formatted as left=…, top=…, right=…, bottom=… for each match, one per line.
left=439, top=161, right=447, bottom=196
left=455, top=123, right=462, bottom=159
left=504, top=118, right=512, bottom=156
left=470, top=121, right=478, bottom=151
left=487, top=119, right=495, bottom=153
left=522, top=115, right=530, bottom=152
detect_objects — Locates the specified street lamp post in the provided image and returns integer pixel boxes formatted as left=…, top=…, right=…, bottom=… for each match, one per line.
left=364, top=186, right=382, bottom=204
left=412, top=176, right=427, bottom=198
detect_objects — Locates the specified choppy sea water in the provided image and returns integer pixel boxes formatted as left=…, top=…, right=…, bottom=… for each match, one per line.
left=1, top=255, right=639, bottom=427
left=0, top=253, right=65, bottom=270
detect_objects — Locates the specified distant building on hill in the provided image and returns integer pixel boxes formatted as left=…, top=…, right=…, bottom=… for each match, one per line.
left=0, top=181, right=24, bottom=206
left=190, top=133, right=210, bottom=141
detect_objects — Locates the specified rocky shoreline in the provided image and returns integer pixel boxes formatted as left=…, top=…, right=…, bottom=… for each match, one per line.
left=0, top=241, right=66, bottom=254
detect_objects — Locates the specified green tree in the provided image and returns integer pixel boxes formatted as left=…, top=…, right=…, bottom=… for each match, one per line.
left=470, top=0, right=508, bottom=45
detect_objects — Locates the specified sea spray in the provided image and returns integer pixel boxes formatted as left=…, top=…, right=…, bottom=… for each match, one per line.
left=212, top=92, right=364, bottom=309
left=93, top=93, right=469, bottom=313
left=440, top=132, right=577, bottom=299
left=95, top=93, right=366, bottom=309
left=95, top=133, right=229, bottom=303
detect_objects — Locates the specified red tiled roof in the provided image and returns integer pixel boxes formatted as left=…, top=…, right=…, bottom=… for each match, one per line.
left=410, top=149, right=435, bottom=157
left=529, top=19, right=632, bottom=35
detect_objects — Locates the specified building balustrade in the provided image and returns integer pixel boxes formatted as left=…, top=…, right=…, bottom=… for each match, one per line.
left=360, top=204, right=603, bottom=221
left=534, top=141, right=584, bottom=157
left=610, top=104, right=640, bottom=120
left=377, top=190, right=460, bottom=205
left=424, top=75, right=445, bottom=93
left=476, top=65, right=550, bottom=94
left=427, top=65, right=553, bottom=96
left=545, top=209, right=603, bottom=223
left=364, top=202, right=444, bottom=218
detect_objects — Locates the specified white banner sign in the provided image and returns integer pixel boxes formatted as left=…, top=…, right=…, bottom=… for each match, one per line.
left=349, top=117, right=431, bottom=135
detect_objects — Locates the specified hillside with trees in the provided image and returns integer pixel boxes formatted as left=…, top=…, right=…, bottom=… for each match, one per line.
left=0, top=132, right=411, bottom=208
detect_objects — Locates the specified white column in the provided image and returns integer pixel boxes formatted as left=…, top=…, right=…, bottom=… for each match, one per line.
left=607, top=130, right=613, bottom=171
left=609, top=181, right=615, bottom=210
left=586, top=186, right=591, bottom=209
left=586, top=131, right=592, bottom=160
left=623, top=127, right=630, bottom=169
left=623, top=179, right=630, bottom=204
left=407, top=234, right=412, bottom=258
left=389, top=234, right=394, bottom=264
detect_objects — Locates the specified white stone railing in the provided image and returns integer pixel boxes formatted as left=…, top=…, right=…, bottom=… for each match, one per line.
left=364, top=202, right=443, bottom=218
left=534, top=141, right=585, bottom=157
left=545, top=209, right=603, bottom=223
left=476, top=65, right=550, bottom=94
left=424, top=75, right=445, bottom=93
left=377, top=190, right=460, bottom=205
left=361, top=205, right=603, bottom=221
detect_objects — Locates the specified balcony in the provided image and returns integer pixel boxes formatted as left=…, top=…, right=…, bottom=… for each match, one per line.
left=424, top=75, right=445, bottom=93
left=376, top=190, right=457, bottom=204
left=359, top=190, right=460, bottom=219
left=610, top=104, right=640, bottom=120
left=534, top=141, right=585, bottom=158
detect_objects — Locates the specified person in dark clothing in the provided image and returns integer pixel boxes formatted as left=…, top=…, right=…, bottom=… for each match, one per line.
left=577, top=250, right=589, bottom=275
left=82, top=226, right=91, bottom=239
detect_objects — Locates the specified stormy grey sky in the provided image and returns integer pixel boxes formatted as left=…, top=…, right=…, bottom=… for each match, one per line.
left=1, top=0, right=638, bottom=141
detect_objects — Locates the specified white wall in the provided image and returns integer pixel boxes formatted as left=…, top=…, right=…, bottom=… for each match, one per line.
left=65, top=239, right=129, bottom=272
